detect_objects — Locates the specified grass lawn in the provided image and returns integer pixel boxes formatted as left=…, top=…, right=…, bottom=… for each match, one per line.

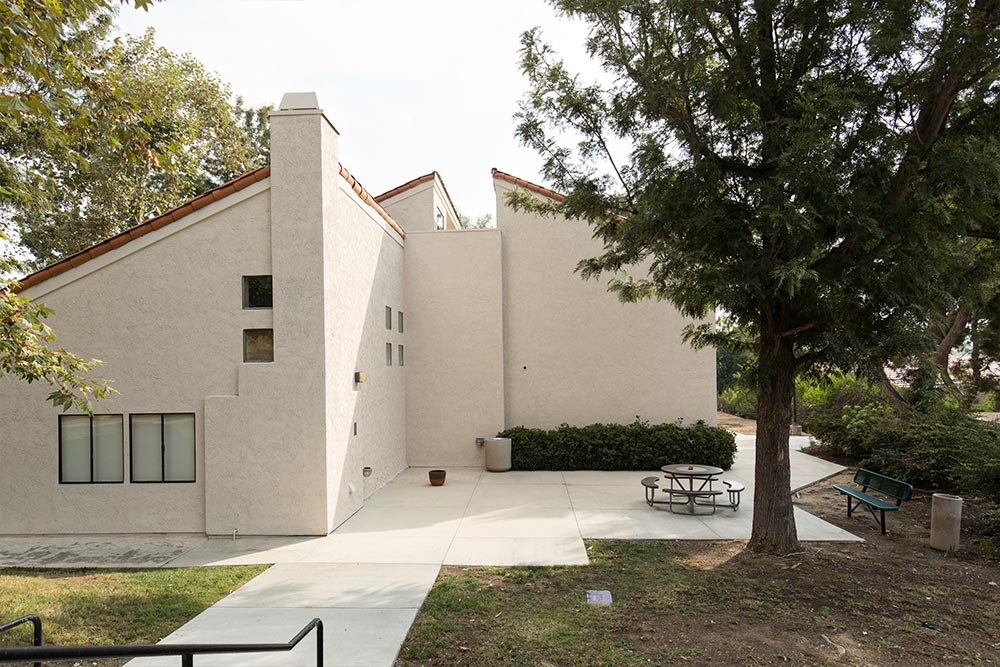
left=398, top=475, right=1000, bottom=666
left=0, top=566, right=267, bottom=649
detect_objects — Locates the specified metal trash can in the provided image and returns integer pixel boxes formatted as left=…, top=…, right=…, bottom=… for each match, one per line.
left=930, top=493, right=962, bottom=553
left=485, top=437, right=512, bottom=472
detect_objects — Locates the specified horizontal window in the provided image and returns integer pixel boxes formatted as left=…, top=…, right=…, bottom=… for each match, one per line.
left=59, top=414, right=124, bottom=484
left=130, top=413, right=196, bottom=483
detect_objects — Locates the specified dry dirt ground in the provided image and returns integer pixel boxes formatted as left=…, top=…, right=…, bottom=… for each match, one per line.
left=717, top=411, right=757, bottom=435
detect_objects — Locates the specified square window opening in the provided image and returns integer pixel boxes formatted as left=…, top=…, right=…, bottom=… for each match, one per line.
left=242, top=275, right=273, bottom=309
left=398, top=345, right=404, bottom=367
left=244, top=329, right=274, bottom=362
left=385, top=305, right=392, bottom=330
left=398, top=311, right=404, bottom=333
left=386, top=342, right=393, bottom=366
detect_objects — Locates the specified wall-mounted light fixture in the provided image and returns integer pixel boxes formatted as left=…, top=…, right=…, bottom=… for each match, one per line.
left=363, top=466, right=373, bottom=478
left=354, top=371, right=368, bottom=384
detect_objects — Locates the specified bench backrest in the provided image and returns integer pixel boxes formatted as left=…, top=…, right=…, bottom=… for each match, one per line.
left=854, top=468, right=913, bottom=502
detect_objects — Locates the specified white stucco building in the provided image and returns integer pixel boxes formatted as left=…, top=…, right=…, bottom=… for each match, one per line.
left=0, top=93, right=716, bottom=537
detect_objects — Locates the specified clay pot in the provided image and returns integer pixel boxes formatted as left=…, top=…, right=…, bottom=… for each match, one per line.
left=429, top=469, right=447, bottom=486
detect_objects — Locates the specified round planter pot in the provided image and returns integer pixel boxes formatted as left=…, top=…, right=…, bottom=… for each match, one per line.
left=429, top=469, right=447, bottom=486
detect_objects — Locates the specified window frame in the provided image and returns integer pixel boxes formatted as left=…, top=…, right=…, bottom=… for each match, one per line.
left=242, top=275, right=273, bottom=310
left=398, top=344, right=404, bottom=367
left=58, top=414, right=125, bottom=484
left=243, top=328, right=274, bottom=363
left=386, top=342, right=393, bottom=366
left=385, top=305, right=392, bottom=330
left=398, top=311, right=404, bottom=333
left=129, top=413, right=197, bottom=484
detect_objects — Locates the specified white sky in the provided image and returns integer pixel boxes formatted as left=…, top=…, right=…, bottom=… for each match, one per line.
left=116, top=0, right=598, bottom=220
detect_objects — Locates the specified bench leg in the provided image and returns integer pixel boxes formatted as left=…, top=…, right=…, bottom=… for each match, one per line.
left=880, top=509, right=886, bottom=535
left=846, top=495, right=853, bottom=517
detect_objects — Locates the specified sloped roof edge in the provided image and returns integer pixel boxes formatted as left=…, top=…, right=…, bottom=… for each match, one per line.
left=14, top=162, right=405, bottom=293
left=14, top=165, right=272, bottom=293
left=375, top=171, right=462, bottom=225
left=491, top=168, right=566, bottom=203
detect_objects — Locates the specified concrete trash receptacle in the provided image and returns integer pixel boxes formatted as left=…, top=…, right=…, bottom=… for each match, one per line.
left=485, top=437, right=512, bottom=472
left=930, top=493, right=963, bottom=553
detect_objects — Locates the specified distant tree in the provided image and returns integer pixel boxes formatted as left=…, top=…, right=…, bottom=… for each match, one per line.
left=8, top=28, right=271, bottom=266
left=514, top=0, right=1000, bottom=554
left=460, top=213, right=495, bottom=229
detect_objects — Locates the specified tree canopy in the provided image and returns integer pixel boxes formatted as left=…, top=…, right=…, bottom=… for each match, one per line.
left=515, top=0, right=1000, bottom=553
left=6, top=27, right=270, bottom=266
left=1, top=0, right=267, bottom=411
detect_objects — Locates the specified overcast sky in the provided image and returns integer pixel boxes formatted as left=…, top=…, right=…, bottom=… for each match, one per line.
left=116, top=0, right=597, bottom=220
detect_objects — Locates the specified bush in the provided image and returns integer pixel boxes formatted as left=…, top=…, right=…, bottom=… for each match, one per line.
left=805, top=382, right=1000, bottom=501
left=498, top=420, right=737, bottom=471
left=718, top=385, right=756, bottom=419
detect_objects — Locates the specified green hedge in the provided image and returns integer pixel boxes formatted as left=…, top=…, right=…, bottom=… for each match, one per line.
left=498, top=420, right=737, bottom=471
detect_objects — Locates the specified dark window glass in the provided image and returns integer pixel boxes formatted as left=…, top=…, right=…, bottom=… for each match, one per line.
left=243, top=275, right=273, bottom=309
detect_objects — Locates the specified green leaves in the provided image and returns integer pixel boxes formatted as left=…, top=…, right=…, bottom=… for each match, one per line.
left=0, top=238, right=114, bottom=412
left=515, top=0, right=1000, bottom=373
left=2, top=17, right=271, bottom=268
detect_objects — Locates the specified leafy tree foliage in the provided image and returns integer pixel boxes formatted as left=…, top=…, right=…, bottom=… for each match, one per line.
left=514, top=0, right=1000, bottom=553
left=8, top=28, right=271, bottom=266
left=0, top=0, right=157, bottom=411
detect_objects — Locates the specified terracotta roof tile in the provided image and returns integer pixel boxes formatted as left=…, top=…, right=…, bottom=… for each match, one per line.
left=491, top=168, right=566, bottom=203
left=13, top=165, right=271, bottom=293
left=339, top=163, right=406, bottom=240
left=375, top=171, right=462, bottom=226
left=12, top=160, right=406, bottom=294
left=374, top=172, right=435, bottom=202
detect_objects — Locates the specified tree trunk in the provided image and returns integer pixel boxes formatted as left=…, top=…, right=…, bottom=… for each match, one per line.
left=748, top=319, right=800, bottom=555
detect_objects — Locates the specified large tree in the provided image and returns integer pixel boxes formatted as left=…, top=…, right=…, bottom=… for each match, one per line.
left=515, top=0, right=1000, bottom=553
left=7, top=28, right=270, bottom=266
left=1, top=0, right=158, bottom=411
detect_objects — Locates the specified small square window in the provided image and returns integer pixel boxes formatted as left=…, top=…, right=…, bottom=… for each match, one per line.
left=386, top=342, right=393, bottom=366
left=385, top=305, right=392, bottom=330
left=243, top=275, right=272, bottom=309
left=398, top=311, right=404, bottom=333
left=244, top=329, right=274, bottom=362
left=398, top=345, right=404, bottom=367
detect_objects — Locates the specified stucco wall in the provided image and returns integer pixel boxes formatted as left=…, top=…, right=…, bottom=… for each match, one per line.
left=495, top=180, right=717, bottom=430
left=323, top=180, right=407, bottom=531
left=0, top=186, right=271, bottom=535
left=379, top=185, right=435, bottom=233
left=202, top=109, right=337, bottom=536
left=403, top=230, right=505, bottom=466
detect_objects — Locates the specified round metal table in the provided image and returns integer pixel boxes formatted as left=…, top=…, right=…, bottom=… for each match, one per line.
left=659, top=464, right=724, bottom=514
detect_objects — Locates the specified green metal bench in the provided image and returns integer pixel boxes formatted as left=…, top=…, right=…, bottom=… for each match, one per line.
left=833, top=468, right=913, bottom=534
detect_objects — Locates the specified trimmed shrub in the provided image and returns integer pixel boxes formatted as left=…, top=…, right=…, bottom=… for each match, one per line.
left=499, top=420, right=737, bottom=471
left=718, top=385, right=756, bottom=419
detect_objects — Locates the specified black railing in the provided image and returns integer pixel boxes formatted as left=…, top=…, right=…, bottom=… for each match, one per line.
left=0, top=616, right=323, bottom=667
left=0, top=615, right=42, bottom=667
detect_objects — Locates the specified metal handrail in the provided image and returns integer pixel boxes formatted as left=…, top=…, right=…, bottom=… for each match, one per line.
left=0, top=616, right=323, bottom=666
left=0, top=615, right=42, bottom=667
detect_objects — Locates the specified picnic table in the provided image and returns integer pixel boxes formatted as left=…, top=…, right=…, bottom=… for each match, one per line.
left=660, top=464, right=724, bottom=514
left=641, top=464, right=744, bottom=514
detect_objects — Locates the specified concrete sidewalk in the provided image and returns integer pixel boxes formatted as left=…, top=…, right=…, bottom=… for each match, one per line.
left=1, top=437, right=857, bottom=666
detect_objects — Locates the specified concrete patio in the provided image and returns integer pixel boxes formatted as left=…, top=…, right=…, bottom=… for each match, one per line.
left=1, top=436, right=859, bottom=667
